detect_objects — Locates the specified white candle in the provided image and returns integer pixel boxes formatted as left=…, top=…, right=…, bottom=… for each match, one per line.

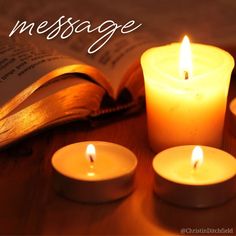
left=52, top=141, right=137, bottom=203
left=141, top=36, right=234, bottom=152
left=153, top=145, right=236, bottom=208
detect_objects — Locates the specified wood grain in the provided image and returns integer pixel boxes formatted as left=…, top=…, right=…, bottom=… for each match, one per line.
left=0, top=81, right=236, bottom=235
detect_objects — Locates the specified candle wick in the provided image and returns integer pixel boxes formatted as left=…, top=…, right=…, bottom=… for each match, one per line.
left=88, top=154, right=95, bottom=174
left=184, top=71, right=189, bottom=80
left=193, top=160, right=198, bottom=170
left=89, top=154, right=94, bottom=163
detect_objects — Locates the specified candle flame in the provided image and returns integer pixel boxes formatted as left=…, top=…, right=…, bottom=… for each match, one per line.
left=179, top=35, right=192, bottom=80
left=191, top=146, right=203, bottom=169
left=86, top=144, right=96, bottom=163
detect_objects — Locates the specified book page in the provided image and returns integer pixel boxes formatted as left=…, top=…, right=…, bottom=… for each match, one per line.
left=7, top=75, right=102, bottom=116
left=0, top=74, right=105, bottom=148
left=0, top=34, right=74, bottom=105
left=1, top=0, right=157, bottom=98
left=0, top=34, right=76, bottom=117
left=0, top=30, right=113, bottom=120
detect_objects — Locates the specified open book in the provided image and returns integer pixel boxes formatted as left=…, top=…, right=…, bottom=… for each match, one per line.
left=1, top=0, right=236, bottom=149
left=0, top=26, right=155, bottom=148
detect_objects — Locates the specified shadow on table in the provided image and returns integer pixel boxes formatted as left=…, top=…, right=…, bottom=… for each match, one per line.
left=141, top=190, right=236, bottom=234
left=41, top=187, right=129, bottom=234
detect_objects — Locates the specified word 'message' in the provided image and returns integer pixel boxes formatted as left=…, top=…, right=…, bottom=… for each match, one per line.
left=9, top=16, right=142, bottom=54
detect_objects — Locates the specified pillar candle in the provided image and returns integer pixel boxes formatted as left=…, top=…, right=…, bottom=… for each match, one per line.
left=141, top=36, right=234, bottom=152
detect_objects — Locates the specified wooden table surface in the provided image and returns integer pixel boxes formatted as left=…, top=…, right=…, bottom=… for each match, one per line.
left=1, top=80, right=236, bottom=236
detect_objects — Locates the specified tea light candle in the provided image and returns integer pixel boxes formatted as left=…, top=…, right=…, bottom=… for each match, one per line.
left=141, top=36, right=234, bottom=152
left=229, top=98, right=236, bottom=136
left=153, top=145, right=236, bottom=208
left=52, top=141, right=137, bottom=203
